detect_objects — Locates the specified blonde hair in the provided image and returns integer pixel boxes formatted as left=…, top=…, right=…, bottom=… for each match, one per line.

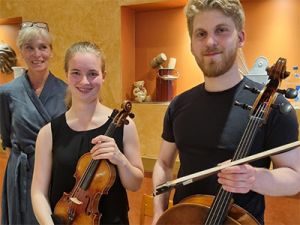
left=184, top=0, right=245, bottom=37
left=64, top=41, right=105, bottom=73
left=16, top=26, right=52, bottom=49
left=64, top=41, right=106, bottom=108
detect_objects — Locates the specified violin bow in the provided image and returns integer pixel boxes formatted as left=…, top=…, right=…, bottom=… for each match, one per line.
left=154, top=140, right=300, bottom=196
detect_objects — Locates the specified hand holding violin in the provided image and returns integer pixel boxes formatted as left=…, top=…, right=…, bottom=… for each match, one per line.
left=90, top=135, right=126, bottom=166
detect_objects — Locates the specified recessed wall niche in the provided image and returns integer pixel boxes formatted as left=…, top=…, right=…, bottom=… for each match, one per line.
left=121, top=0, right=202, bottom=102
left=0, top=17, right=22, bottom=84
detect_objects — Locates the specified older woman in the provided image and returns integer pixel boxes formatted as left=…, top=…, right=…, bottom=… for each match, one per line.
left=0, top=21, right=67, bottom=224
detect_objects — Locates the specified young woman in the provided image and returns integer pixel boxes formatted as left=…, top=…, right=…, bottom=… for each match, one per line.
left=31, top=41, right=144, bottom=225
left=0, top=21, right=67, bottom=225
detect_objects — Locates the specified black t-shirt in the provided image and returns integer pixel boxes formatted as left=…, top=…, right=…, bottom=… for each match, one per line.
left=50, top=113, right=129, bottom=225
left=162, top=77, right=299, bottom=224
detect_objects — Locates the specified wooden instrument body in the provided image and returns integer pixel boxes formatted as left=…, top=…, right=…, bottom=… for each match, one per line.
left=54, top=152, right=116, bottom=225
left=157, top=195, right=259, bottom=225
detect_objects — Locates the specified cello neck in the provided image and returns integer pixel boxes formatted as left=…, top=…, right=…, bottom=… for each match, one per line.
left=204, top=105, right=266, bottom=225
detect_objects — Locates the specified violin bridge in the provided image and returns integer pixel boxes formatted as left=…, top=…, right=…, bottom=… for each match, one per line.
left=70, top=197, right=83, bottom=205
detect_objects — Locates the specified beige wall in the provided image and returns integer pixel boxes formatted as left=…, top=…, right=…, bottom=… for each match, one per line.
left=0, top=0, right=123, bottom=108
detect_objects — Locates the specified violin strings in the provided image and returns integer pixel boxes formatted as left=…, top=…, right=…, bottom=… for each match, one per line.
left=72, top=122, right=117, bottom=196
left=66, top=122, right=118, bottom=223
left=205, top=103, right=266, bottom=225
left=87, top=123, right=117, bottom=184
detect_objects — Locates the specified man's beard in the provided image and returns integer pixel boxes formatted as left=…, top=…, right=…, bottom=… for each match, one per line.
left=195, top=44, right=239, bottom=78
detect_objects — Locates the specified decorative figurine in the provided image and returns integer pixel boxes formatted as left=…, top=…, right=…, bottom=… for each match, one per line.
left=132, top=80, right=149, bottom=103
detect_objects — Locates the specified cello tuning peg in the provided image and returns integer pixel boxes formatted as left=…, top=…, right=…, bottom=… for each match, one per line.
left=286, top=88, right=298, bottom=99
left=271, top=103, right=292, bottom=114
left=234, top=101, right=252, bottom=111
left=244, top=85, right=260, bottom=94
left=277, top=88, right=298, bottom=99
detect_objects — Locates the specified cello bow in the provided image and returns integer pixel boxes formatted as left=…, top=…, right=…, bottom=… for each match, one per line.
left=154, top=140, right=300, bottom=196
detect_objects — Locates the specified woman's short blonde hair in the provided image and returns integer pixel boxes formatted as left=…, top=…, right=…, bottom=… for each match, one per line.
left=16, top=26, right=52, bottom=49
left=185, top=0, right=245, bottom=37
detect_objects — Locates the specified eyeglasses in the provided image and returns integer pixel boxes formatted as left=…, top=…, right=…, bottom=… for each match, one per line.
left=21, top=21, right=49, bottom=31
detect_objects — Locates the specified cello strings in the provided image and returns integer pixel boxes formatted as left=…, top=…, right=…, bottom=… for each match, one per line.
left=215, top=104, right=266, bottom=224
left=206, top=103, right=266, bottom=225
left=212, top=104, right=266, bottom=225
left=234, top=103, right=266, bottom=160
left=208, top=116, right=263, bottom=224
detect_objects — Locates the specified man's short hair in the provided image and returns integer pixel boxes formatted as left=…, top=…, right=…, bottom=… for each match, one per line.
left=184, top=0, right=245, bottom=37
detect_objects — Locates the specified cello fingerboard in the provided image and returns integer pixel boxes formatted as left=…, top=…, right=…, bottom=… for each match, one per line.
left=204, top=106, right=265, bottom=225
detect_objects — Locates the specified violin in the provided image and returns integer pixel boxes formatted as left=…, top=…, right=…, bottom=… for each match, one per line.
left=53, top=101, right=134, bottom=225
left=155, top=58, right=297, bottom=225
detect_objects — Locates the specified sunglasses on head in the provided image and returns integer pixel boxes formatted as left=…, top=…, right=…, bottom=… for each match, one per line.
left=21, top=21, right=49, bottom=31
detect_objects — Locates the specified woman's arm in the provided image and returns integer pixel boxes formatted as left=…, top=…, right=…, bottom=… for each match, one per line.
left=117, top=118, right=144, bottom=191
left=31, top=123, right=55, bottom=225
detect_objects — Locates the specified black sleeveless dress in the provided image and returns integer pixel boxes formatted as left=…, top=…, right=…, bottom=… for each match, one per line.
left=49, top=113, right=129, bottom=225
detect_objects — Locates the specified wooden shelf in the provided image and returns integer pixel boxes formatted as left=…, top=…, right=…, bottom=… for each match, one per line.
left=120, top=0, right=187, bottom=11
left=132, top=101, right=170, bottom=105
left=0, top=17, right=22, bottom=25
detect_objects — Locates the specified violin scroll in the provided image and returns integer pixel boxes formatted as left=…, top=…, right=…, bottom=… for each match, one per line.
left=113, top=101, right=135, bottom=126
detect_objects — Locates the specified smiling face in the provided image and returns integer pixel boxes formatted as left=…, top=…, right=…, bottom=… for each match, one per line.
left=20, top=37, right=52, bottom=73
left=191, top=9, right=245, bottom=78
left=67, top=52, right=104, bottom=103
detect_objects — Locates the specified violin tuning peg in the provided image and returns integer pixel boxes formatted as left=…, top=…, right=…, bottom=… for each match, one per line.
left=129, top=113, right=135, bottom=119
left=244, top=85, right=260, bottom=94
left=234, top=101, right=252, bottom=111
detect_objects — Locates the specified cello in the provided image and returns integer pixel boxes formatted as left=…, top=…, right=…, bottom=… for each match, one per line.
left=155, top=58, right=298, bottom=225
left=53, top=101, right=134, bottom=225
